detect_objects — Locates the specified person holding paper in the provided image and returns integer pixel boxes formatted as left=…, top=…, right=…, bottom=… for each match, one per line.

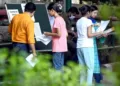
left=44, top=2, right=68, bottom=70
left=89, top=5, right=103, bottom=85
left=76, top=5, right=104, bottom=85
left=8, top=2, right=37, bottom=57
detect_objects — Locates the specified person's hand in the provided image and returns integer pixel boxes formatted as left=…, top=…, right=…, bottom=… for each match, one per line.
left=68, top=31, right=77, bottom=37
left=99, top=31, right=104, bottom=35
left=94, top=23, right=100, bottom=27
left=72, top=32, right=77, bottom=37
left=32, top=52, right=37, bottom=61
left=102, top=33, right=108, bottom=37
left=33, top=52, right=37, bottom=57
left=44, top=32, right=50, bottom=36
left=96, top=31, right=103, bottom=38
left=110, top=16, right=118, bottom=21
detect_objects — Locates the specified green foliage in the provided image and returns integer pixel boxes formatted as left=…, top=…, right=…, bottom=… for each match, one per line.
left=112, top=21, right=120, bottom=35
left=99, top=3, right=120, bottom=20
left=102, top=68, right=118, bottom=85
left=99, top=4, right=113, bottom=20
left=0, top=48, right=119, bottom=86
left=98, top=2, right=120, bottom=86
left=114, top=6, right=120, bottom=19
left=0, top=49, right=85, bottom=86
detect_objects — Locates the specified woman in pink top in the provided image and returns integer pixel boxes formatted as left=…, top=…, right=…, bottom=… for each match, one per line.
left=44, top=2, right=68, bottom=70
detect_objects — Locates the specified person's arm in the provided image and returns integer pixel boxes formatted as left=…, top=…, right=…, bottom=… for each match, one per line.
left=68, top=30, right=77, bottom=37
left=66, top=30, right=68, bottom=37
left=44, top=27, right=61, bottom=37
left=8, top=24, right=12, bottom=34
left=29, top=44, right=36, bottom=56
left=27, top=21, right=36, bottom=56
left=87, top=19, right=103, bottom=38
left=44, top=17, right=62, bottom=37
left=87, top=25, right=103, bottom=38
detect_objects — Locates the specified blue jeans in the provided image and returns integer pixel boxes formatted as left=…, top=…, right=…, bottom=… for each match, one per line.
left=53, top=52, right=64, bottom=70
left=12, top=42, right=29, bottom=56
left=77, top=48, right=94, bottom=85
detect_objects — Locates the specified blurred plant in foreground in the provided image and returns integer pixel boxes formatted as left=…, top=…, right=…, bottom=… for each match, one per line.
left=0, top=49, right=86, bottom=86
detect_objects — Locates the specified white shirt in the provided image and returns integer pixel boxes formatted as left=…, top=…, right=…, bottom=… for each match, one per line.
left=48, top=15, right=55, bottom=28
left=76, top=17, right=94, bottom=48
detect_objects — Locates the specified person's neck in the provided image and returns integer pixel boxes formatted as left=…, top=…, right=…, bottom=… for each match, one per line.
left=83, top=15, right=88, bottom=18
left=25, top=12, right=31, bottom=17
left=54, top=13, right=59, bottom=18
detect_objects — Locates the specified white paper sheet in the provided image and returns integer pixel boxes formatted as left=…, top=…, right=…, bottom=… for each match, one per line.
left=34, top=22, right=42, bottom=41
left=7, top=9, right=19, bottom=22
left=34, top=22, right=51, bottom=45
left=35, top=34, right=52, bottom=45
left=21, top=3, right=35, bottom=22
left=26, top=54, right=37, bottom=67
left=103, top=28, right=114, bottom=34
left=96, top=20, right=110, bottom=32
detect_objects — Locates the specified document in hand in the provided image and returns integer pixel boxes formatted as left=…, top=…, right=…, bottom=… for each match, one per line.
left=39, top=34, right=52, bottom=45
left=96, top=20, right=110, bottom=32
left=34, top=22, right=52, bottom=45
left=26, top=54, right=37, bottom=67
left=103, top=27, right=115, bottom=34
left=35, top=34, right=52, bottom=45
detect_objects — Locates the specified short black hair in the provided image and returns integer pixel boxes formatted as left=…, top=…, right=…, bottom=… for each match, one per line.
left=67, top=7, right=79, bottom=14
left=56, top=0, right=63, bottom=2
left=90, top=5, right=98, bottom=12
left=79, top=5, right=90, bottom=16
left=25, top=2, right=36, bottom=13
left=47, top=2, right=62, bottom=12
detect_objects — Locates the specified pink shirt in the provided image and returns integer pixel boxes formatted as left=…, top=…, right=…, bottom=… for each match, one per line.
left=52, top=16, right=68, bottom=52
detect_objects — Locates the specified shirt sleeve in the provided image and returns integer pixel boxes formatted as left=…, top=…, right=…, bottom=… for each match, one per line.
left=53, top=18, right=60, bottom=30
left=87, top=19, right=93, bottom=27
left=26, top=21, right=35, bottom=44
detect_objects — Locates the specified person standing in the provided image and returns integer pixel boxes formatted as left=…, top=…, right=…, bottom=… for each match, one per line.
left=76, top=5, right=103, bottom=85
left=44, top=2, right=68, bottom=70
left=8, top=2, right=36, bottom=57
left=63, top=7, right=80, bottom=65
left=89, top=5, right=103, bottom=85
